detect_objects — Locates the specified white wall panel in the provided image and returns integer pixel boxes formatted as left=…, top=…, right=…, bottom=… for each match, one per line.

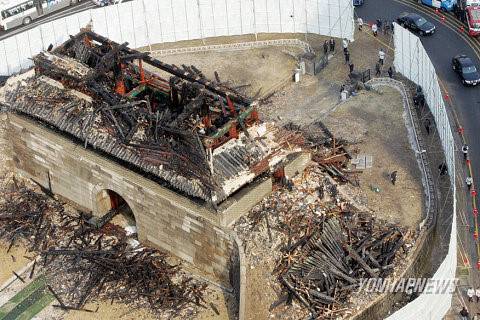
left=117, top=2, right=135, bottom=45
left=389, top=22, right=456, bottom=320
left=26, top=28, right=43, bottom=55
left=0, top=0, right=354, bottom=76
left=145, top=0, right=164, bottom=44
left=131, top=0, right=149, bottom=48
left=14, top=33, right=31, bottom=70
left=253, top=0, right=268, bottom=33
left=212, top=0, right=229, bottom=36
left=0, top=43, right=8, bottom=75
left=171, top=0, right=189, bottom=41
left=3, top=37, right=22, bottom=73
left=102, top=5, right=121, bottom=42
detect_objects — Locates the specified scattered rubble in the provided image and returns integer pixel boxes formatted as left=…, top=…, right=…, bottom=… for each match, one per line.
left=235, top=165, right=415, bottom=318
left=0, top=176, right=206, bottom=316
left=0, top=30, right=297, bottom=205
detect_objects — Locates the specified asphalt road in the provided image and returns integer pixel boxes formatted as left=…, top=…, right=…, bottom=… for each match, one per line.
left=357, top=0, right=480, bottom=270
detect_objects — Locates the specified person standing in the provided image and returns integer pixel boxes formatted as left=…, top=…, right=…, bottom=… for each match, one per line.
left=390, top=171, right=397, bottom=185
left=372, top=23, right=378, bottom=36
left=323, top=40, right=329, bottom=56
left=344, top=50, right=350, bottom=64
left=358, top=17, right=364, bottom=31
left=424, top=118, right=431, bottom=135
left=438, top=163, right=448, bottom=176
left=375, top=62, right=381, bottom=76
left=476, top=287, right=480, bottom=302
left=467, top=176, right=474, bottom=189
left=461, top=307, right=470, bottom=320
left=463, top=144, right=469, bottom=160
left=379, top=49, right=385, bottom=65
left=342, top=38, right=349, bottom=53
left=468, top=287, right=475, bottom=302
left=376, top=19, right=383, bottom=31
left=388, top=66, right=393, bottom=78
left=329, top=38, right=335, bottom=52
left=349, top=63, right=354, bottom=74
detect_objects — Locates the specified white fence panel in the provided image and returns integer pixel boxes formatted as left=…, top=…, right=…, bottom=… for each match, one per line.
left=171, top=0, right=189, bottom=41
left=225, top=0, right=242, bottom=35
left=294, top=0, right=307, bottom=33
left=212, top=0, right=229, bottom=36
left=118, top=2, right=136, bottom=45
left=131, top=1, right=148, bottom=48
left=144, top=1, right=161, bottom=45
left=265, top=0, right=281, bottom=33
left=0, top=0, right=354, bottom=76
left=15, top=32, right=32, bottom=70
left=3, top=37, right=22, bottom=74
left=388, top=23, right=456, bottom=320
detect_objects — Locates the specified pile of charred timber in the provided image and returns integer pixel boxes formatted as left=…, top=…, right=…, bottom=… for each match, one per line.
left=287, top=120, right=358, bottom=185
left=275, top=211, right=407, bottom=317
left=0, top=179, right=205, bottom=313
left=2, top=30, right=290, bottom=204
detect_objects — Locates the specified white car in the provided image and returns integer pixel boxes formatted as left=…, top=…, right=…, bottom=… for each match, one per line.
left=92, top=0, right=111, bottom=6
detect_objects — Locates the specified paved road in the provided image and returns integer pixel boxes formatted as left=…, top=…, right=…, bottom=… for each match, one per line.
left=357, top=0, right=480, bottom=299
left=0, top=0, right=96, bottom=41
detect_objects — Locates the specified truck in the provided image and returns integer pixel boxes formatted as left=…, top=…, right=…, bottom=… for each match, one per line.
left=454, top=0, right=480, bottom=36
left=421, top=0, right=457, bottom=12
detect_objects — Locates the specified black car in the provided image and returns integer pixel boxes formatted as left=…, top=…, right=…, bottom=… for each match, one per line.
left=452, top=54, right=480, bottom=86
left=396, top=13, right=436, bottom=35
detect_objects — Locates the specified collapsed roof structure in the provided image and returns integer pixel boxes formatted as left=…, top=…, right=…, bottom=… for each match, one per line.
left=2, top=30, right=298, bottom=205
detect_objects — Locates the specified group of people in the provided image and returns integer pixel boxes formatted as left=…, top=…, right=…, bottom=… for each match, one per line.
left=357, top=17, right=394, bottom=37
left=322, top=38, right=337, bottom=56
left=461, top=288, right=480, bottom=320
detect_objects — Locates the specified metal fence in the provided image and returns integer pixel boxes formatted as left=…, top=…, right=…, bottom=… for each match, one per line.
left=0, top=0, right=354, bottom=75
left=386, top=23, right=457, bottom=320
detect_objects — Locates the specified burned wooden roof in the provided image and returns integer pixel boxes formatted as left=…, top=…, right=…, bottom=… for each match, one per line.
left=2, top=31, right=296, bottom=205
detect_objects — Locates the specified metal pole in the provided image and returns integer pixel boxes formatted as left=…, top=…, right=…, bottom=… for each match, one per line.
left=252, top=0, right=257, bottom=41
left=197, top=0, right=205, bottom=45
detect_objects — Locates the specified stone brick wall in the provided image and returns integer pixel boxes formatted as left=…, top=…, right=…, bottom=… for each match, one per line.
left=7, top=113, right=233, bottom=284
left=0, top=113, right=13, bottom=172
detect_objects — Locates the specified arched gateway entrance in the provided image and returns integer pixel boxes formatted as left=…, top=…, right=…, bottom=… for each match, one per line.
left=95, top=189, right=136, bottom=233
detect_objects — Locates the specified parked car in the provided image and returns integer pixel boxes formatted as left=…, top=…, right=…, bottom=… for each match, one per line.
left=396, top=12, right=436, bottom=35
left=92, top=0, right=112, bottom=6
left=353, top=0, right=364, bottom=6
left=452, top=54, right=480, bottom=86
left=421, top=0, right=457, bottom=12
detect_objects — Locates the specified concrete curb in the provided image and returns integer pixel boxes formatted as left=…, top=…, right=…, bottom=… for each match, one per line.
left=352, top=78, right=439, bottom=319
left=148, top=38, right=313, bottom=57
left=366, top=78, right=435, bottom=231
left=230, top=232, right=246, bottom=320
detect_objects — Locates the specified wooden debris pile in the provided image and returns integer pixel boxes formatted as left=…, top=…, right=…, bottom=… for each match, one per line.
left=1, top=30, right=295, bottom=204
left=0, top=180, right=206, bottom=314
left=286, top=120, right=359, bottom=185
left=235, top=166, right=412, bottom=318
left=276, top=214, right=406, bottom=317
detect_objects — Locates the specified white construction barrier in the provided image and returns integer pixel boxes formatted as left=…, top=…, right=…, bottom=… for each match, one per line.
left=0, top=0, right=354, bottom=75
left=387, top=23, right=457, bottom=320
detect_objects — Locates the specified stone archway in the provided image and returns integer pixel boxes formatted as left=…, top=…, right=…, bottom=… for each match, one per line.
left=95, top=189, right=136, bottom=233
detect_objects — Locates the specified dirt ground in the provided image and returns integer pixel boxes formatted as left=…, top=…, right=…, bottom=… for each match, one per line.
left=150, top=46, right=302, bottom=98
left=323, top=87, right=423, bottom=229
left=0, top=27, right=418, bottom=320
left=0, top=241, right=31, bottom=285
left=49, top=284, right=232, bottom=320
